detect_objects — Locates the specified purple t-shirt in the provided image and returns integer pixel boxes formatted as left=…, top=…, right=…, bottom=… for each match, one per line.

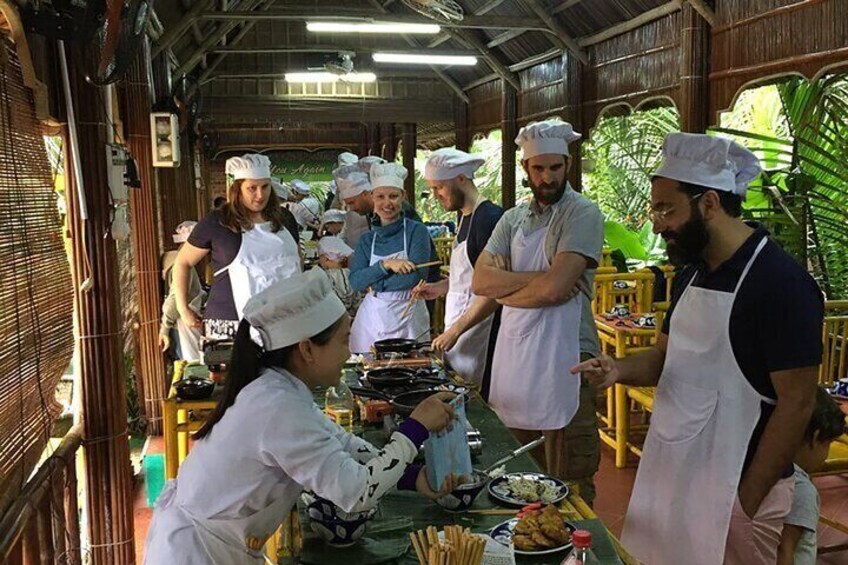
left=189, top=209, right=299, bottom=320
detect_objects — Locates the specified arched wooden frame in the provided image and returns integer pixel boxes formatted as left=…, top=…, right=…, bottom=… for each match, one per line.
left=713, top=62, right=848, bottom=124
left=585, top=95, right=681, bottom=141
left=0, top=0, right=50, bottom=123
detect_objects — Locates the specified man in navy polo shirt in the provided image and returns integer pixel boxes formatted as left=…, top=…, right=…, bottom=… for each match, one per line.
left=574, top=133, right=822, bottom=565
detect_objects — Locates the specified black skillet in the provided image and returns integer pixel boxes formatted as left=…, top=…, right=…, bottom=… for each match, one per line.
left=365, top=367, right=448, bottom=391
left=372, top=338, right=431, bottom=355
left=349, top=386, right=468, bottom=418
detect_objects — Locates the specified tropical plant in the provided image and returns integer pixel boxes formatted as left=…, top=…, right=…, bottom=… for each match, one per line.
left=713, top=75, right=848, bottom=298
left=582, top=106, right=680, bottom=263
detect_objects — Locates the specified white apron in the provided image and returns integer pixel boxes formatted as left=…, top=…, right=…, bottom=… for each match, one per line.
left=349, top=219, right=430, bottom=353
left=621, top=238, right=771, bottom=565
left=444, top=201, right=495, bottom=387
left=488, top=213, right=581, bottom=430
left=215, top=222, right=301, bottom=320
left=145, top=478, right=292, bottom=564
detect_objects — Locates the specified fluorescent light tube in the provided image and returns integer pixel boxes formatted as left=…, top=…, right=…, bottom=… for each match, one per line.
left=372, top=53, right=478, bottom=66
left=306, top=22, right=440, bottom=34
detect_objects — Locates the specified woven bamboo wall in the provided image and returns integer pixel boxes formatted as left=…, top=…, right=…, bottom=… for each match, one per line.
left=582, top=12, right=683, bottom=131
left=467, top=80, right=502, bottom=137
left=157, top=135, right=199, bottom=252
left=517, top=56, right=566, bottom=126
left=710, top=0, right=848, bottom=122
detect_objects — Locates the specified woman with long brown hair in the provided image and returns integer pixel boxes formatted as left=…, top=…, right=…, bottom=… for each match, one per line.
left=172, top=154, right=301, bottom=347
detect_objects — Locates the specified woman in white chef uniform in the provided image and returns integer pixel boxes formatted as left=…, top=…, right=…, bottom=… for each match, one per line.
left=144, top=270, right=456, bottom=564
left=348, top=163, right=433, bottom=353
left=172, top=154, right=301, bottom=344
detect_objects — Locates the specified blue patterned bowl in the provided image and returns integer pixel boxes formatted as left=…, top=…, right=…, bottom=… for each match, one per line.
left=434, top=470, right=490, bottom=512
left=301, top=492, right=377, bottom=547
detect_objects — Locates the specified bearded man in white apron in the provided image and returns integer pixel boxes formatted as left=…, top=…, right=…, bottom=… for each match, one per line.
left=412, top=149, right=504, bottom=399
left=471, top=120, right=604, bottom=504
left=574, top=133, right=822, bottom=565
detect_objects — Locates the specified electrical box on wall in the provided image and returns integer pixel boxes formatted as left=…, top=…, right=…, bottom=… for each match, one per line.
left=150, top=112, right=180, bottom=167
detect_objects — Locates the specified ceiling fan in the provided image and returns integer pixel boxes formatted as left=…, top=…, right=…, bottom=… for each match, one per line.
left=401, top=0, right=464, bottom=23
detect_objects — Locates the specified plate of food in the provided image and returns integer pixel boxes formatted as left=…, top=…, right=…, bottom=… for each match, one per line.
left=491, top=504, right=575, bottom=555
left=487, top=472, right=569, bottom=507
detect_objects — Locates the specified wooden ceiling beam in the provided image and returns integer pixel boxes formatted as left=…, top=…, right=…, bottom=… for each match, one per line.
left=578, top=1, right=682, bottom=47
left=153, top=0, right=215, bottom=57
left=686, top=0, right=717, bottom=26
left=487, top=29, right=528, bottom=48
left=445, top=28, right=521, bottom=90
left=515, top=0, right=588, bottom=64
left=550, top=0, right=584, bottom=16
left=208, top=45, right=479, bottom=56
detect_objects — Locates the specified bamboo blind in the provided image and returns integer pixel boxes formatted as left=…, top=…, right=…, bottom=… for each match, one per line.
left=0, top=36, right=73, bottom=516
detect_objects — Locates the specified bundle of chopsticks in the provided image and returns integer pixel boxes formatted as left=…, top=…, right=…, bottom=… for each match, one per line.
left=409, top=525, right=486, bottom=565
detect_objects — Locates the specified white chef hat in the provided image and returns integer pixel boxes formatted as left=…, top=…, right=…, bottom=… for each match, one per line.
left=292, top=198, right=321, bottom=228
left=515, top=119, right=582, bottom=161
left=225, top=153, right=272, bottom=180
left=338, top=152, right=359, bottom=167
left=654, top=133, right=761, bottom=199
left=172, top=221, right=197, bottom=244
left=333, top=164, right=372, bottom=199
left=318, top=236, right=354, bottom=260
left=291, top=179, right=311, bottom=195
left=271, top=178, right=290, bottom=200
left=322, top=209, right=346, bottom=224
left=424, top=148, right=485, bottom=181
left=370, top=162, right=408, bottom=191
left=243, top=269, right=347, bottom=351
left=358, top=155, right=386, bottom=174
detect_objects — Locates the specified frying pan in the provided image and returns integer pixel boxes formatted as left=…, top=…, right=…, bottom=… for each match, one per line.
left=349, top=386, right=461, bottom=418
left=372, top=338, right=431, bottom=355
left=365, top=367, right=448, bottom=391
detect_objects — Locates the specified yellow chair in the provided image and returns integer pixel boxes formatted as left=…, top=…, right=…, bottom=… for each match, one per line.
left=821, top=300, right=848, bottom=387
left=434, top=236, right=454, bottom=267
left=592, top=270, right=655, bottom=317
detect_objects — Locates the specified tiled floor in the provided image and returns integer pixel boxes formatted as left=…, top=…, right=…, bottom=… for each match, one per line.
left=133, top=437, right=848, bottom=563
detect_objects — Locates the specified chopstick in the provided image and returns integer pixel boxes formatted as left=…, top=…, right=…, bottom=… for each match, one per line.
left=410, top=525, right=486, bottom=565
left=414, top=260, right=443, bottom=270
left=400, top=280, right=426, bottom=319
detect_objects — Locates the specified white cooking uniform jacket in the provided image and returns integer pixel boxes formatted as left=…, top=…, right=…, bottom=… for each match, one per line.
left=144, top=368, right=420, bottom=564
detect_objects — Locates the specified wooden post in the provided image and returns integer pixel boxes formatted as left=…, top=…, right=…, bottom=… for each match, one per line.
left=367, top=123, right=380, bottom=157
left=64, top=44, right=136, bottom=564
left=565, top=53, right=584, bottom=191
left=380, top=123, right=397, bottom=161
left=455, top=101, right=470, bottom=152
left=117, top=39, right=167, bottom=435
left=402, top=123, right=417, bottom=211
left=501, top=81, right=517, bottom=209
left=680, top=2, right=709, bottom=133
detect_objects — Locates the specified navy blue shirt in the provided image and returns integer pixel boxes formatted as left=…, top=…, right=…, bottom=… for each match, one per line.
left=663, top=225, right=824, bottom=476
left=456, top=200, right=504, bottom=267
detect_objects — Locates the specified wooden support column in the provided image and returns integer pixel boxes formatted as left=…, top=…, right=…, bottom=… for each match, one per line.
left=402, top=123, right=417, bottom=211
left=455, top=102, right=470, bottom=152
left=367, top=123, right=380, bottom=157
left=380, top=123, right=397, bottom=161
left=680, top=1, right=709, bottom=132
left=501, top=82, right=517, bottom=209
left=117, top=39, right=167, bottom=435
left=565, top=53, right=584, bottom=191
left=64, top=43, right=135, bottom=565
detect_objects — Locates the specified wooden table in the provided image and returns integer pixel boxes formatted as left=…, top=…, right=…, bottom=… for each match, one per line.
left=593, top=315, right=658, bottom=468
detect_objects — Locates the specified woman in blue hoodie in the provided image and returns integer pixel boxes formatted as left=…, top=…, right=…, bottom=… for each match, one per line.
left=349, top=162, right=432, bottom=353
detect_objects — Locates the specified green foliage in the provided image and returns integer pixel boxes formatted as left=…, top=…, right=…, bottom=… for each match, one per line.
left=713, top=76, right=848, bottom=298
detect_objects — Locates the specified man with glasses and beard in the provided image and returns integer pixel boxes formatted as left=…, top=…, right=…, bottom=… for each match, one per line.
left=412, top=149, right=504, bottom=400
left=472, top=120, right=604, bottom=505
left=573, top=133, right=822, bottom=565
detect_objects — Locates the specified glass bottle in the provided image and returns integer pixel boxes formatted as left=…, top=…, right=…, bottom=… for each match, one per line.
left=325, top=379, right=355, bottom=431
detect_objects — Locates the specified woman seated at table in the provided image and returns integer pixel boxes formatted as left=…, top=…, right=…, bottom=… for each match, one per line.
left=348, top=162, right=433, bottom=353
left=172, top=154, right=301, bottom=349
left=144, top=270, right=455, bottom=564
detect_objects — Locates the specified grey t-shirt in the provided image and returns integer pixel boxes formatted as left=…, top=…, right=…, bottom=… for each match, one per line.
left=484, top=185, right=604, bottom=355
left=784, top=465, right=818, bottom=565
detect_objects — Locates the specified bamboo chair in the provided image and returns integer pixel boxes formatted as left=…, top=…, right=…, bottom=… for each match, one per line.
left=592, top=270, right=655, bottom=317
left=815, top=301, right=848, bottom=480
left=434, top=235, right=454, bottom=267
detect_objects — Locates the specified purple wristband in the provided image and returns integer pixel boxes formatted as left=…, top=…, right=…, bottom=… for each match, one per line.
left=398, top=464, right=422, bottom=491
left=398, top=417, right=429, bottom=447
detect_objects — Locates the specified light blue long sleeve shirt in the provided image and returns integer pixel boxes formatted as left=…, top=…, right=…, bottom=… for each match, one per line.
left=350, top=218, right=432, bottom=293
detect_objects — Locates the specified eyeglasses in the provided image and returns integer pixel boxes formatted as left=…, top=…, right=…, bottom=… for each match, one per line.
left=648, top=192, right=704, bottom=223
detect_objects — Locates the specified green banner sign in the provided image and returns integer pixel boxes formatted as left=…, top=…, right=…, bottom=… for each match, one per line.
left=267, top=150, right=339, bottom=182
